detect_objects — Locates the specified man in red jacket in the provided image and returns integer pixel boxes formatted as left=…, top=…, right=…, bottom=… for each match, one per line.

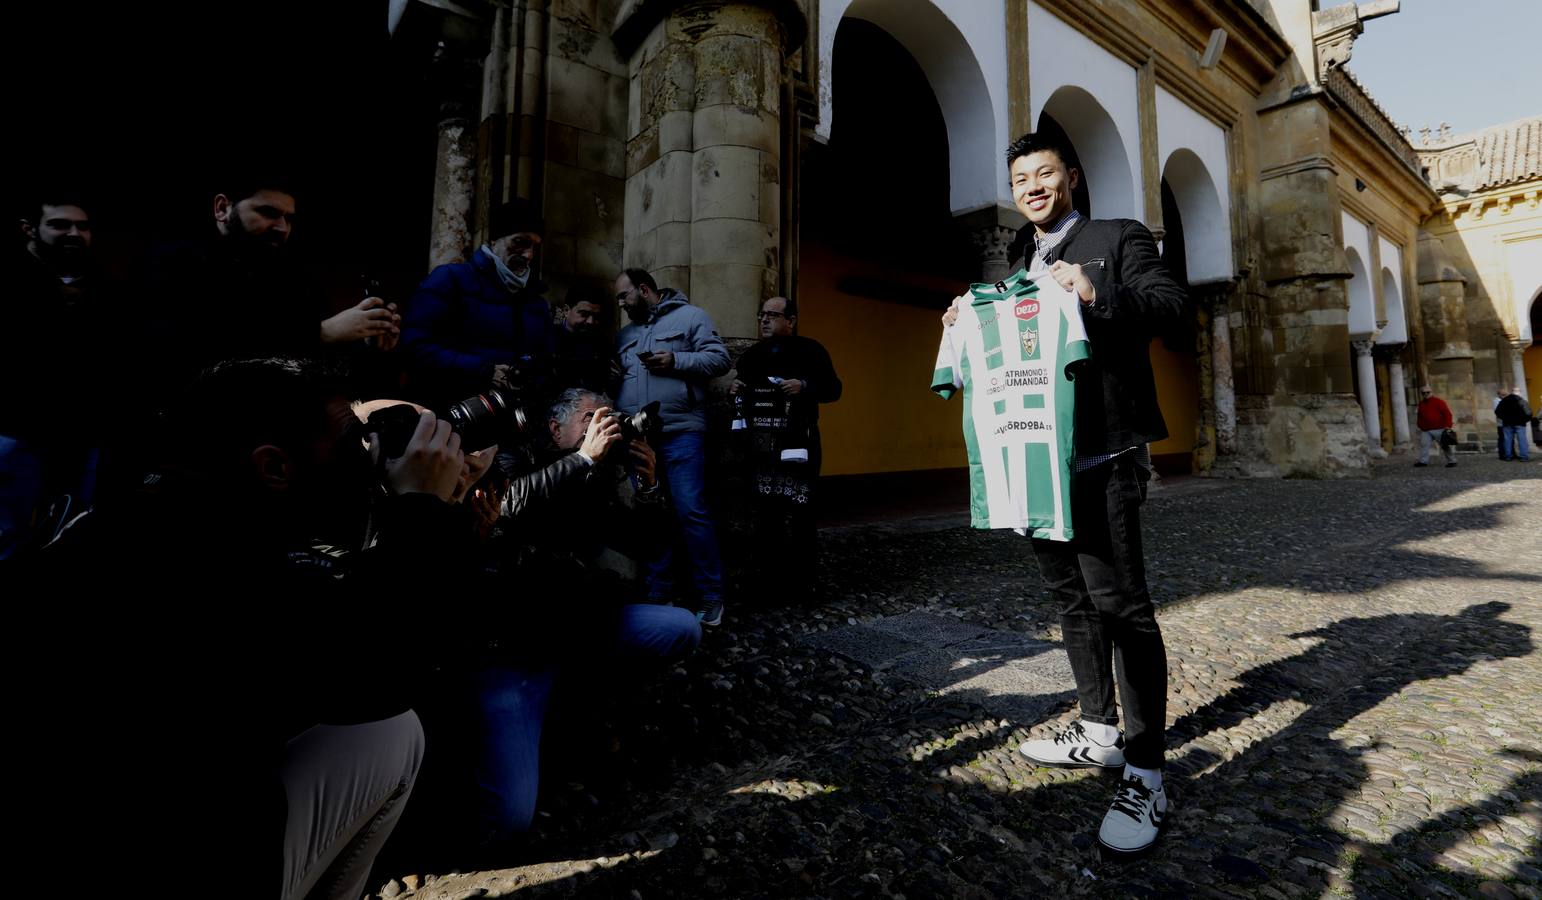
left=1415, top=385, right=1457, bottom=467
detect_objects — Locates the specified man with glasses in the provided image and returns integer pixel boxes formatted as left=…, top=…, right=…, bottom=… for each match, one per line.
left=1414, top=385, right=1457, bottom=467
left=613, top=267, right=732, bottom=624
left=731, top=296, right=842, bottom=601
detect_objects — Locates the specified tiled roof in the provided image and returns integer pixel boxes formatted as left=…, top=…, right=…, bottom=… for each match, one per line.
left=1419, top=116, right=1542, bottom=194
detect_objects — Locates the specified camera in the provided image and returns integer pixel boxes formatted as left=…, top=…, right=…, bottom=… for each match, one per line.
left=367, top=387, right=535, bottom=459
left=603, top=401, right=661, bottom=448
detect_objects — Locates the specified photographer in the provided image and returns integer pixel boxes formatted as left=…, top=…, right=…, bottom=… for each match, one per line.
left=409, top=386, right=701, bottom=860
left=12, top=357, right=470, bottom=900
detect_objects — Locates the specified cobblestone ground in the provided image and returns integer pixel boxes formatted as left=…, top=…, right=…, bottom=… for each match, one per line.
left=377, top=454, right=1541, bottom=900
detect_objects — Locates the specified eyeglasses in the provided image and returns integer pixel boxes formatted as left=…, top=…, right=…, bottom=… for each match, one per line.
left=757, top=311, right=789, bottom=320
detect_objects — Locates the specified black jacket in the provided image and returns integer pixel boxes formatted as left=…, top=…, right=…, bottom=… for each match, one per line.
left=1496, top=394, right=1534, bottom=427
left=1009, top=217, right=1188, bottom=454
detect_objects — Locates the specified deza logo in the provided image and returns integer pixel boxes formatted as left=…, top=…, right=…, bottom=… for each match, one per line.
left=1013, top=298, right=1040, bottom=321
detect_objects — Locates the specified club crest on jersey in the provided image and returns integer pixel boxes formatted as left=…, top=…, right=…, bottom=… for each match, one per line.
left=1020, top=327, right=1039, bottom=358
left=1013, top=298, right=1040, bottom=321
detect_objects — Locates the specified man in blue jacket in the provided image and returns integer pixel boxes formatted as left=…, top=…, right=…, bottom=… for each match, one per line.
left=403, top=199, right=555, bottom=408
left=613, top=267, right=733, bottom=625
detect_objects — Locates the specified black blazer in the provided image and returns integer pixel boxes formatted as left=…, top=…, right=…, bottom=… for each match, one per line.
left=1009, top=217, right=1189, bottom=455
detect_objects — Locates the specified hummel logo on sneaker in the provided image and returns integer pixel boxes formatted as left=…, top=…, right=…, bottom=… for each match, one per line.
left=1018, top=720, right=1125, bottom=769
left=1098, top=771, right=1169, bottom=855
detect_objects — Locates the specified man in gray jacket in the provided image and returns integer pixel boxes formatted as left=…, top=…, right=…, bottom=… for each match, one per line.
left=613, top=268, right=733, bottom=625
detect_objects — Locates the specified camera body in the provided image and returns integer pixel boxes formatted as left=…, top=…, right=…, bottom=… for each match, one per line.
left=603, top=400, right=661, bottom=448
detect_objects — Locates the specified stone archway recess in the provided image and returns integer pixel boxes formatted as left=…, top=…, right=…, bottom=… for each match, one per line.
left=1345, top=247, right=1384, bottom=454
left=1040, top=85, right=1138, bottom=220
left=1160, top=148, right=1228, bottom=285
left=823, top=0, right=1000, bottom=216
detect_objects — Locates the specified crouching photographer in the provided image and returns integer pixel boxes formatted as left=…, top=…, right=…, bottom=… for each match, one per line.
left=398, top=386, right=701, bottom=864
left=10, top=357, right=475, bottom=900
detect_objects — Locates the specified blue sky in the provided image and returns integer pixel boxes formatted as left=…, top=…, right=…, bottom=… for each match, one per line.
left=1325, top=0, right=1541, bottom=136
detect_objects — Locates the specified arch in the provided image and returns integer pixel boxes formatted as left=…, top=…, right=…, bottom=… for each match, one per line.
left=1038, top=86, right=1138, bottom=220
left=1378, top=268, right=1407, bottom=344
left=1376, top=237, right=1408, bottom=344
left=1345, top=247, right=1375, bottom=339
left=817, top=0, right=1006, bottom=213
left=1160, top=149, right=1228, bottom=284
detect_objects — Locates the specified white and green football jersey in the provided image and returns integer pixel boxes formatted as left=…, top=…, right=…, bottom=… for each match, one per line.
left=931, top=268, right=1090, bottom=540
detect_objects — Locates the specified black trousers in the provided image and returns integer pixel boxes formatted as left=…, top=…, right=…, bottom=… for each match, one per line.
left=1030, top=454, right=1168, bottom=769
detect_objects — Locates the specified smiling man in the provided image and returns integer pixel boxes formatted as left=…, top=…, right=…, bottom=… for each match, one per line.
left=944, top=131, right=1187, bottom=855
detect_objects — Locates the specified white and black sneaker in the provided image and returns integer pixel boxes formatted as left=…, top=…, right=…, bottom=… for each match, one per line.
left=1097, top=771, right=1169, bottom=855
left=1017, top=720, right=1125, bottom=768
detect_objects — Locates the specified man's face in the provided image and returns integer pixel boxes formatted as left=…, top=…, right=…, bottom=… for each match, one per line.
left=550, top=396, right=603, bottom=451
left=491, top=231, right=542, bottom=276
left=758, top=297, right=795, bottom=339
left=1011, top=150, right=1078, bottom=229
left=615, top=274, right=650, bottom=324
left=27, top=204, right=92, bottom=269
left=565, top=300, right=601, bottom=334
left=218, top=189, right=296, bottom=252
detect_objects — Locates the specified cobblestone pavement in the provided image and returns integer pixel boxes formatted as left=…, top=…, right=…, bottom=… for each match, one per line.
left=378, top=454, right=1541, bottom=900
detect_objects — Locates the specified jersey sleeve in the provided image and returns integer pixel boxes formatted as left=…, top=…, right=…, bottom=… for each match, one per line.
left=932, top=323, right=964, bottom=400
left=1059, top=287, right=1091, bottom=378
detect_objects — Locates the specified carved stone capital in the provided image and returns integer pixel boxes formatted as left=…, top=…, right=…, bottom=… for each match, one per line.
left=971, top=225, right=1016, bottom=263
left=1351, top=339, right=1376, bottom=358
left=1373, top=341, right=1406, bottom=361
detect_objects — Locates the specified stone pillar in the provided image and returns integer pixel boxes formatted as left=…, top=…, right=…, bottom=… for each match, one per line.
left=1416, top=228, right=1478, bottom=442
left=1248, top=95, right=1367, bottom=476
left=972, top=225, right=1016, bottom=284
left=616, top=2, right=806, bottom=340
left=1508, top=339, right=1530, bottom=397
left=429, top=46, right=482, bottom=267
left=1381, top=344, right=1411, bottom=449
left=1212, top=292, right=1237, bottom=456
left=1352, top=340, right=1386, bottom=457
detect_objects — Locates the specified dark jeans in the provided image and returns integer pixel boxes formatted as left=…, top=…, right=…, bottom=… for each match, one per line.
left=1030, top=455, right=1168, bottom=769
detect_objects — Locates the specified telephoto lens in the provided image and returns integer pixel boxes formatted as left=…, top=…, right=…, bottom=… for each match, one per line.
left=446, top=388, right=529, bottom=452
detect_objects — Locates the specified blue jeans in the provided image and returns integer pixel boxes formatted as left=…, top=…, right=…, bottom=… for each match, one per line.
left=1500, top=424, right=1530, bottom=460
left=0, top=435, right=98, bottom=561
left=648, top=430, right=725, bottom=600
left=460, top=604, right=700, bottom=848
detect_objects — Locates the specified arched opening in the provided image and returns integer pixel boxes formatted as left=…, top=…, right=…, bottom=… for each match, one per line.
left=1160, top=149, right=1228, bottom=284
left=1144, top=174, right=1200, bottom=474
left=1038, top=86, right=1138, bottom=220
left=799, top=14, right=983, bottom=476
left=1345, top=247, right=1374, bottom=339
left=1378, top=268, right=1406, bottom=343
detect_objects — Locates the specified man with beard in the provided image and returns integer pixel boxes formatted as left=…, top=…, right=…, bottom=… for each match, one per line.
left=613, top=267, right=732, bottom=625
left=1, top=195, right=111, bottom=558
left=138, top=174, right=402, bottom=413
left=402, top=198, right=556, bottom=409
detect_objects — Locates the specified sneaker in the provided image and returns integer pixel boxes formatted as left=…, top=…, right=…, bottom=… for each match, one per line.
left=1017, top=720, right=1125, bottom=768
left=1098, top=771, right=1169, bottom=854
left=695, top=596, right=724, bottom=627
left=1413, top=462, right=1428, bottom=467
left=1445, top=462, right=1457, bottom=468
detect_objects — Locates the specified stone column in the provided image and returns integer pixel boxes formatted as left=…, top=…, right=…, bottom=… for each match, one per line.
left=1212, top=292, right=1237, bottom=455
left=1416, top=228, right=1477, bottom=442
left=1380, top=343, right=1411, bottom=449
left=1352, top=340, right=1385, bottom=456
left=1508, top=339, right=1531, bottom=397
left=429, top=46, right=482, bottom=267
left=972, top=225, right=1016, bottom=284
left=616, top=2, right=806, bottom=340
left=1251, top=95, right=1365, bottom=476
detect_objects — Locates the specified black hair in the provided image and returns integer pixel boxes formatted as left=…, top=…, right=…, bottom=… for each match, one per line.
left=623, top=267, right=658, bottom=294
left=164, top=357, right=344, bottom=475
left=1004, top=131, right=1078, bottom=172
